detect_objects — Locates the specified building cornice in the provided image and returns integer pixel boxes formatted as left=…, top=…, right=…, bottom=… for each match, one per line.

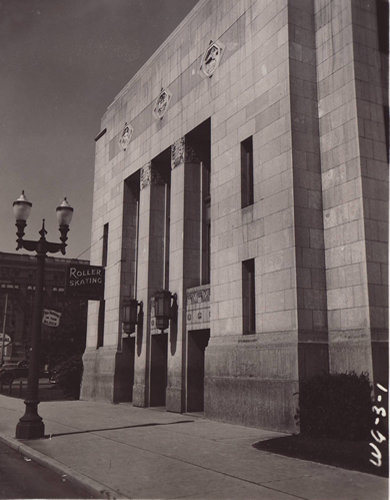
left=105, top=0, right=208, bottom=114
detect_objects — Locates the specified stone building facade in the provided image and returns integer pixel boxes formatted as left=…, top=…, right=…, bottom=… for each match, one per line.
left=81, top=0, right=388, bottom=432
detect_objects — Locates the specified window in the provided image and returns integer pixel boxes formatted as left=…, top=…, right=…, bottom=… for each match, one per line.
left=97, top=223, right=108, bottom=348
left=241, top=137, right=254, bottom=208
left=376, top=0, right=389, bottom=54
left=384, top=106, right=389, bottom=161
left=186, top=118, right=211, bottom=285
left=202, top=162, right=211, bottom=285
left=102, top=223, right=109, bottom=267
left=242, top=259, right=256, bottom=334
left=97, top=300, right=105, bottom=349
left=125, top=171, right=141, bottom=297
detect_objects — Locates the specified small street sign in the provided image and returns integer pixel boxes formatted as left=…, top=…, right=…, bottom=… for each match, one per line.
left=0, top=333, right=11, bottom=346
left=42, top=309, right=61, bottom=327
left=65, top=264, right=105, bottom=300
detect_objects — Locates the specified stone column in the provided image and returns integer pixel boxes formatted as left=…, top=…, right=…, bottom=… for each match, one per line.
left=350, top=0, right=388, bottom=388
left=113, top=176, right=140, bottom=403
left=315, top=0, right=388, bottom=379
left=166, top=137, right=202, bottom=412
left=288, top=0, right=329, bottom=381
left=133, top=162, right=167, bottom=407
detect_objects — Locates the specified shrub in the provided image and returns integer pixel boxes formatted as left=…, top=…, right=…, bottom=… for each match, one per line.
left=295, top=371, right=374, bottom=441
left=53, top=355, right=83, bottom=400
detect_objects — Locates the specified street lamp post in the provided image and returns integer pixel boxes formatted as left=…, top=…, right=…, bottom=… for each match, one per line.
left=13, top=191, right=74, bottom=440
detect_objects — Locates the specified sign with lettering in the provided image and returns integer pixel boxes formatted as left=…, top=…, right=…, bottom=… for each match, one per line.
left=0, top=333, right=11, bottom=346
left=65, top=264, right=105, bottom=300
left=42, top=309, right=61, bottom=327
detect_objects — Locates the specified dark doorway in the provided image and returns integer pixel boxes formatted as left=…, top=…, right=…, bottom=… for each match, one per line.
left=187, top=329, right=210, bottom=412
left=122, top=336, right=135, bottom=402
left=150, top=333, right=168, bottom=406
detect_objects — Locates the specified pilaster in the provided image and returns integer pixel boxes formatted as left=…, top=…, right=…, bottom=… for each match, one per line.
left=166, top=137, right=202, bottom=412
left=133, top=162, right=167, bottom=407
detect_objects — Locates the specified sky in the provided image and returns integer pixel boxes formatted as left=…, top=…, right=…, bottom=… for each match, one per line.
left=0, top=0, right=199, bottom=260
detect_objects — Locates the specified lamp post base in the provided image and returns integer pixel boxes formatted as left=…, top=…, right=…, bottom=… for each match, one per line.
left=15, top=400, right=45, bottom=440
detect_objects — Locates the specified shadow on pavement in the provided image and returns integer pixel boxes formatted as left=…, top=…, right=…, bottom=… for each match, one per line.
left=45, top=419, right=195, bottom=438
left=253, top=435, right=389, bottom=478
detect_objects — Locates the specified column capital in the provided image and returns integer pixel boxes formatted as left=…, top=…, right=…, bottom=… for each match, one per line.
left=140, top=162, right=165, bottom=190
left=171, top=137, right=200, bottom=169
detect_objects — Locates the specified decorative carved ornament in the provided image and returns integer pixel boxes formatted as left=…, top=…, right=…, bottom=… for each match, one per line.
left=171, top=137, right=185, bottom=169
left=187, top=287, right=210, bottom=305
left=171, top=137, right=200, bottom=169
left=140, top=162, right=164, bottom=190
left=150, top=297, right=156, bottom=328
left=200, top=40, right=224, bottom=78
left=119, top=122, right=133, bottom=151
left=187, top=309, right=211, bottom=323
left=153, top=87, right=172, bottom=120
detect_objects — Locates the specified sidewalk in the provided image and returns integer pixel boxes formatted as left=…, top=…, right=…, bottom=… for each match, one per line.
left=0, top=394, right=387, bottom=500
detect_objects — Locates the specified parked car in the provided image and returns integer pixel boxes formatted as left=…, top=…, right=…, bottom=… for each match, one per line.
left=0, top=360, right=29, bottom=385
left=48, top=368, right=58, bottom=384
left=0, top=360, right=49, bottom=385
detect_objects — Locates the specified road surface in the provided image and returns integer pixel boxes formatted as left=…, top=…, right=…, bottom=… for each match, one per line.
left=0, top=440, right=93, bottom=499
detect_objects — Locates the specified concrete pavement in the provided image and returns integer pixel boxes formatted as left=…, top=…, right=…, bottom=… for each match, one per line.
left=0, top=394, right=387, bottom=500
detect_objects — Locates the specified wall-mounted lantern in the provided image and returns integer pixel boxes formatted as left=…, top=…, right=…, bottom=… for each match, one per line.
left=154, top=290, right=177, bottom=331
left=122, top=298, right=142, bottom=334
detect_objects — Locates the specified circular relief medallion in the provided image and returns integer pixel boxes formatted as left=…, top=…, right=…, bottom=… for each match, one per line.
left=153, top=87, right=172, bottom=120
left=119, top=122, right=133, bottom=151
left=200, top=40, right=224, bottom=78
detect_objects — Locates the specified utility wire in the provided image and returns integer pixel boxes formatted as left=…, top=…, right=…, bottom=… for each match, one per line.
left=75, top=239, right=123, bottom=269
left=75, top=236, right=103, bottom=260
left=106, top=259, right=124, bottom=270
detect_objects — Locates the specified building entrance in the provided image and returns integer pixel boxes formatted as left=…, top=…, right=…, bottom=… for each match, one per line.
left=150, top=333, right=168, bottom=406
left=187, top=329, right=210, bottom=412
left=121, top=336, right=135, bottom=402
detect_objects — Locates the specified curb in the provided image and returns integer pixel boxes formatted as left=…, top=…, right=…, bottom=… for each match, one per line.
left=0, top=432, right=125, bottom=499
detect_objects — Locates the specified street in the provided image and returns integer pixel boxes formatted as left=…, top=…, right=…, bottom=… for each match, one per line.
left=1, top=394, right=387, bottom=500
left=0, top=377, right=67, bottom=401
left=0, top=440, right=93, bottom=499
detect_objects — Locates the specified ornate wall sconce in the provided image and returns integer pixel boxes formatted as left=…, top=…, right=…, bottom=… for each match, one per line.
left=122, top=298, right=143, bottom=334
left=154, top=290, right=177, bottom=331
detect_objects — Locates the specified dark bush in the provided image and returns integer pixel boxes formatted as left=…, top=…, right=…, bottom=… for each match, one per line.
left=53, top=355, right=83, bottom=400
left=295, top=371, right=374, bottom=441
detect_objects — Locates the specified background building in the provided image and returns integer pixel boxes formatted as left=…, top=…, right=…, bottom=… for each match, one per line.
left=0, top=252, right=89, bottom=363
left=81, top=0, right=388, bottom=432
